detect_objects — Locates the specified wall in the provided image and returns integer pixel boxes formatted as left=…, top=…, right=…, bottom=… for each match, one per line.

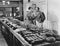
left=31, top=0, right=60, bottom=35
left=23, top=0, right=51, bottom=29
left=23, top=0, right=47, bottom=20
left=48, top=0, right=60, bottom=35
left=23, top=0, right=60, bottom=35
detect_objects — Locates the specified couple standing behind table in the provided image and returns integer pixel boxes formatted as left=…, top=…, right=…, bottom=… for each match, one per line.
left=25, top=4, right=45, bottom=28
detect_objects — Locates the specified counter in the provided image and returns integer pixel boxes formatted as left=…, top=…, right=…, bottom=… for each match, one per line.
left=0, top=18, right=60, bottom=46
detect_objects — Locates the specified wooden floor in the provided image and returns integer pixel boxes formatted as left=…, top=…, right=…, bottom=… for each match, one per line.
left=0, top=31, right=8, bottom=46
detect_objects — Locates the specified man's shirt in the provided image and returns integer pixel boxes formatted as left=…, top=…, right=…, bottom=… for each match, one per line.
left=26, top=10, right=45, bottom=24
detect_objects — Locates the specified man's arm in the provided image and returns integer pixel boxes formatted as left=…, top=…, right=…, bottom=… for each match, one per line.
left=37, top=12, right=45, bottom=23
left=40, top=12, right=45, bottom=23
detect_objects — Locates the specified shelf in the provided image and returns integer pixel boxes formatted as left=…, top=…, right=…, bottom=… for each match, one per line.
left=0, top=4, right=18, bottom=7
left=1, top=0, right=21, bottom=1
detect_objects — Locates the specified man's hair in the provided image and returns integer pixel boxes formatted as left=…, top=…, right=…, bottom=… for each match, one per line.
left=32, top=4, right=36, bottom=6
left=32, top=4, right=36, bottom=5
left=28, top=7, right=32, bottom=10
left=37, top=7, right=40, bottom=10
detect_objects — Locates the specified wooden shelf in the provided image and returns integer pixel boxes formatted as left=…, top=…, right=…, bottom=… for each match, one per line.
left=0, top=2, right=19, bottom=8
left=1, top=0, right=21, bottom=1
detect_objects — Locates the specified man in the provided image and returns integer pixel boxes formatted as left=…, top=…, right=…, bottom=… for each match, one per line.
left=26, top=4, right=45, bottom=28
left=35, top=7, right=45, bottom=28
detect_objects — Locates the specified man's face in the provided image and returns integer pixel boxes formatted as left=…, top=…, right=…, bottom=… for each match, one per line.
left=32, top=4, right=36, bottom=9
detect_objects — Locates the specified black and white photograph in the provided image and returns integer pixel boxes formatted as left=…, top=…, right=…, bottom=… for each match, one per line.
left=0, top=0, right=60, bottom=46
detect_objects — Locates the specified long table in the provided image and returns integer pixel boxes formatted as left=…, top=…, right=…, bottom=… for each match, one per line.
left=0, top=18, right=31, bottom=46
left=0, top=18, right=60, bottom=46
